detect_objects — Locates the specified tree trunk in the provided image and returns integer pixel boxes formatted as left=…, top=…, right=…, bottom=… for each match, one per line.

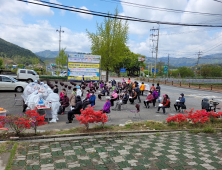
left=106, top=69, right=109, bottom=82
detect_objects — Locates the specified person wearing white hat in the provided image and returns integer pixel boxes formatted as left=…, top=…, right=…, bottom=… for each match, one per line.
left=102, top=96, right=111, bottom=113
left=112, top=90, right=129, bottom=111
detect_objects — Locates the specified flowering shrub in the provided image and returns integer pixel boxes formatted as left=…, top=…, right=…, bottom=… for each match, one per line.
left=75, top=106, right=108, bottom=130
left=0, top=114, right=33, bottom=135
left=0, top=116, right=5, bottom=128
left=25, top=109, right=47, bottom=134
left=166, top=109, right=222, bottom=125
left=166, top=114, right=187, bottom=125
left=0, top=109, right=47, bottom=135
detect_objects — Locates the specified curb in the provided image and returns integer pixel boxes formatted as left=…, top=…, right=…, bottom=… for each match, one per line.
left=161, top=84, right=222, bottom=94
left=138, top=79, right=222, bottom=94
left=4, top=128, right=222, bottom=141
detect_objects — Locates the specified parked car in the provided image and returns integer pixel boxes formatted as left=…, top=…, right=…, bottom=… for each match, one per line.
left=0, top=75, right=28, bottom=92
left=59, top=71, right=67, bottom=77
left=3, top=69, right=39, bottom=83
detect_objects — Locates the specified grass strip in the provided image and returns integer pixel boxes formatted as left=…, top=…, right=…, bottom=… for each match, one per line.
left=5, top=142, right=18, bottom=170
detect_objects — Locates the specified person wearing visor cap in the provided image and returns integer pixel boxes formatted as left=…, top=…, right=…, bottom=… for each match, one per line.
left=174, top=93, right=185, bottom=112
left=156, top=94, right=170, bottom=114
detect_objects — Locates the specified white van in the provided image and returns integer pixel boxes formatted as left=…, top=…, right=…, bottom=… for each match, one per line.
left=17, top=69, right=39, bottom=83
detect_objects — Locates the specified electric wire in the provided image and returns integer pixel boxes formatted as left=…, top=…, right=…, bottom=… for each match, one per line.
left=100, top=0, right=222, bottom=17
left=16, top=0, right=222, bottom=27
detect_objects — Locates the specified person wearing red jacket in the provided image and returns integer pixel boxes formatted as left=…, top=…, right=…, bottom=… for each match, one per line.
left=156, top=94, right=170, bottom=114
left=60, top=92, right=69, bottom=115
left=144, top=91, right=153, bottom=108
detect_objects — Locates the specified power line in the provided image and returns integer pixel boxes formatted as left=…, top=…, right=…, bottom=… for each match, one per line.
left=101, top=0, right=222, bottom=17
left=214, top=0, right=222, bottom=3
left=16, top=0, right=222, bottom=27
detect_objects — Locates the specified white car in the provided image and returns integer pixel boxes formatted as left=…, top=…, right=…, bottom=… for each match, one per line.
left=59, top=71, right=67, bottom=77
left=0, top=75, right=28, bottom=92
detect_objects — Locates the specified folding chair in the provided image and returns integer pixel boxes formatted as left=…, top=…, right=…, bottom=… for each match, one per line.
left=121, top=104, right=128, bottom=111
left=107, top=113, right=112, bottom=122
left=13, top=94, right=23, bottom=106
left=129, top=104, right=141, bottom=120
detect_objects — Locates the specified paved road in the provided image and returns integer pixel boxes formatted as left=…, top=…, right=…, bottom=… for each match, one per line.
left=11, top=132, right=222, bottom=170
left=153, top=78, right=222, bottom=84
left=0, top=81, right=221, bottom=131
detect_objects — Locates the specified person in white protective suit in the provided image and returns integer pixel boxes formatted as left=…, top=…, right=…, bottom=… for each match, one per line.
left=26, top=91, right=42, bottom=110
left=22, top=83, right=37, bottom=112
left=76, top=86, right=82, bottom=96
left=34, top=80, right=40, bottom=91
left=38, top=83, right=51, bottom=100
left=45, top=90, right=61, bottom=123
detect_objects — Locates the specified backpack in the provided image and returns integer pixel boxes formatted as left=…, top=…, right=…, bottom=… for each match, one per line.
left=135, top=87, right=141, bottom=94
left=153, top=91, right=158, bottom=99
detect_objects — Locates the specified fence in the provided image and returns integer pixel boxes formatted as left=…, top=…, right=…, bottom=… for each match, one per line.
left=137, top=77, right=222, bottom=92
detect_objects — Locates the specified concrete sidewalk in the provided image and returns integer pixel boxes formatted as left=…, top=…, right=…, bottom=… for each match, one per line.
left=7, top=132, right=222, bottom=170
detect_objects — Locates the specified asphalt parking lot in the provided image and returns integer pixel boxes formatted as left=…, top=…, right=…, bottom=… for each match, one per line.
left=0, top=81, right=221, bottom=131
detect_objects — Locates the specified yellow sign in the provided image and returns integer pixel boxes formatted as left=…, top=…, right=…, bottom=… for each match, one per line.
left=68, top=63, right=99, bottom=68
left=68, top=76, right=99, bottom=80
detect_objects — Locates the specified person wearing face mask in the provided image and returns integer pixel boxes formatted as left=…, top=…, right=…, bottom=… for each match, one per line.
left=69, top=88, right=77, bottom=109
left=174, top=93, right=185, bottom=112
left=53, top=85, right=58, bottom=94
left=89, top=91, right=96, bottom=107
left=60, top=92, right=69, bottom=115
left=144, top=91, right=154, bottom=108
left=82, top=90, right=91, bottom=109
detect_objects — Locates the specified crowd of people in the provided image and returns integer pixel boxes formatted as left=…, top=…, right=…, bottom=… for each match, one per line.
left=21, top=75, right=186, bottom=124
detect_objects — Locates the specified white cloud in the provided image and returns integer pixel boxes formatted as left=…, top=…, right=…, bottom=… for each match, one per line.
left=121, top=0, right=222, bottom=58
left=49, top=0, right=65, bottom=16
left=77, top=6, right=93, bottom=20
left=0, top=21, right=91, bottom=53
left=0, top=0, right=54, bottom=17
left=0, top=0, right=90, bottom=53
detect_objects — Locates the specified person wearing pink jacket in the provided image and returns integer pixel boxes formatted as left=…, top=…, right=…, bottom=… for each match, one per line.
left=144, top=91, right=154, bottom=108
left=110, top=92, right=118, bottom=106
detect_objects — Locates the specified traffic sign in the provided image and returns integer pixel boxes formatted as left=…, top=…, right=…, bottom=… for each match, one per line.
left=163, top=65, right=168, bottom=74
left=138, top=57, right=145, bottom=61
left=120, top=68, right=126, bottom=73
left=152, top=69, right=158, bottom=73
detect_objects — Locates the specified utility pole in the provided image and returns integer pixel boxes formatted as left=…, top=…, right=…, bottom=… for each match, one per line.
left=167, top=54, right=169, bottom=79
left=56, top=26, right=64, bottom=70
left=56, top=26, right=64, bottom=53
left=150, top=26, right=160, bottom=78
left=151, top=51, right=153, bottom=76
left=196, top=51, right=202, bottom=77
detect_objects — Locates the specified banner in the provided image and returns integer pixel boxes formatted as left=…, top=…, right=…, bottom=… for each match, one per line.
left=69, top=68, right=99, bottom=72
left=68, top=63, right=100, bottom=68
left=68, top=58, right=100, bottom=63
left=68, top=72, right=99, bottom=77
left=68, top=54, right=101, bottom=59
left=67, top=55, right=101, bottom=81
left=68, top=76, right=100, bottom=81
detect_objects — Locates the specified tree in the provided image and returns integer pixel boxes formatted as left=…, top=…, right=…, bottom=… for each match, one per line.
left=112, top=47, right=145, bottom=76
left=211, top=67, right=222, bottom=77
left=87, top=8, right=128, bottom=81
left=201, top=67, right=211, bottom=77
left=177, top=67, right=194, bottom=78
left=0, top=58, right=3, bottom=68
left=55, top=48, right=67, bottom=71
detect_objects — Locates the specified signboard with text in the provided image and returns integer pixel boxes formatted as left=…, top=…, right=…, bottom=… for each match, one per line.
left=152, top=69, right=158, bottom=73
left=120, top=68, right=126, bottom=73
left=138, top=57, right=145, bottom=61
left=163, top=65, right=168, bottom=74
left=67, top=55, right=101, bottom=81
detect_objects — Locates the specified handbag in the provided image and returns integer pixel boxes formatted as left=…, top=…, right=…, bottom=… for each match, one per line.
left=57, top=106, right=63, bottom=114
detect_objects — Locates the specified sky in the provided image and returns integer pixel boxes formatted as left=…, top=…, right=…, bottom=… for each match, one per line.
left=1, top=0, right=222, bottom=59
